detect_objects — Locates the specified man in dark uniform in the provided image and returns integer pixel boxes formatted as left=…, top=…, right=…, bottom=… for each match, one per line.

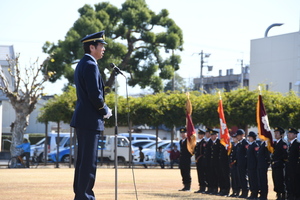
left=203, top=128, right=213, bottom=194
left=209, top=129, right=221, bottom=195
left=235, top=129, right=249, bottom=198
left=70, top=31, right=111, bottom=200
left=178, top=127, right=193, bottom=191
left=257, top=138, right=271, bottom=200
left=246, top=131, right=259, bottom=199
left=271, top=126, right=288, bottom=200
left=229, top=133, right=241, bottom=197
left=218, top=132, right=230, bottom=197
left=194, top=129, right=207, bottom=193
left=285, top=128, right=300, bottom=200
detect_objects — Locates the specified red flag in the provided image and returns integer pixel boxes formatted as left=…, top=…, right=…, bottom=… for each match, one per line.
left=217, top=96, right=232, bottom=155
left=256, top=94, right=274, bottom=153
left=186, top=93, right=196, bottom=155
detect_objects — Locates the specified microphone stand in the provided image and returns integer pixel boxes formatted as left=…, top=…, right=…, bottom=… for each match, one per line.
left=114, top=71, right=118, bottom=200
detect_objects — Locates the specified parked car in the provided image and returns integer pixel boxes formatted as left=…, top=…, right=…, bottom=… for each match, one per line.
left=131, top=140, right=155, bottom=148
left=118, top=133, right=161, bottom=141
left=32, top=133, right=71, bottom=162
left=132, top=140, right=170, bottom=163
left=48, top=140, right=106, bottom=163
left=48, top=147, right=74, bottom=163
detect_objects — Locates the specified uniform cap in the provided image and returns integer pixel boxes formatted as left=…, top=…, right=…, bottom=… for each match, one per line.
left=205, top=128, right=213, bottom=133
left=198, top=129, right=205, bottom=135
left=288, top=127, right=299, bottom=134
left=247, top=131, right=257, bottom=139
left=274, top=126, right=285, bottom=134
left=179, top=127, right=186, bottom=133
left=232, top=133, right=237, bottom=137
left=236, top=129, right=245, bottom=136
left=81, top=31, right=107, bottom=44
left=210, top=130, right=219, bottom=135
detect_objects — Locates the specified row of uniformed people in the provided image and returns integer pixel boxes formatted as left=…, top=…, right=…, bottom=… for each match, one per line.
left=178, top=127, right=300, bottom=200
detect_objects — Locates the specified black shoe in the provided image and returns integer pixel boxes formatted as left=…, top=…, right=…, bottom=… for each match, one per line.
left=229, top=193, right=237, bottom=197
left=179, top=188, right=190, bottom=191
left=194, top=190, right=202, bottom=193
left=239, top=194, right=248, bottom=198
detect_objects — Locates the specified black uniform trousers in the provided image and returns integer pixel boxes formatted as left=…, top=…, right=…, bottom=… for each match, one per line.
left=237, top=163, right=248, bottom=191
left=272, top=162, right=285, bottom=194
left=74, top=128, right=100, bottom=200
left=196, top=158, right=206, bottom=189
left=248, top=168, right=258, bottom=194
left=180, top=158, right=191, bottom=185
left=257, top=167, right=268, bottom=198
left=230, top=164, right=240, bottom=192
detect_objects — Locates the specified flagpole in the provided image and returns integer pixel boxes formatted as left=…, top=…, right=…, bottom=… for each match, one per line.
left=258, top=86, right=262, bottom=95
left=218, top=91, right=222, bottom=100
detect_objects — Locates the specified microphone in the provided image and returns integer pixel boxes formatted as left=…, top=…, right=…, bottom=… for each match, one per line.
left=110, top=63, right=125, bottom=77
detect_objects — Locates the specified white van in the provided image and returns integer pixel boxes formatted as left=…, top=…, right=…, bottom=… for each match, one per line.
left=118, top=133, right=161, bottom=141
left=32, top=133, right=71, bottom=162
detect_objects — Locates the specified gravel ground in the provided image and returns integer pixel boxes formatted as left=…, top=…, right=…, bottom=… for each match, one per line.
left=0, top=166, right=276, bottom=200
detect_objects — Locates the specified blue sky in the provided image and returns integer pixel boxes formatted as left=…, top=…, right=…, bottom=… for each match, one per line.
left=1, top=0, right=299, bottom=95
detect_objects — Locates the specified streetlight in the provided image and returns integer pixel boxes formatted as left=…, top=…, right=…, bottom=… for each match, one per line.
left=264, top=23, right=284, bottom=37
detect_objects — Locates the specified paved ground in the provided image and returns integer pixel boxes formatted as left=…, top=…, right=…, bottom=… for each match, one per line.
left=0, top=165, right=276, bottom=200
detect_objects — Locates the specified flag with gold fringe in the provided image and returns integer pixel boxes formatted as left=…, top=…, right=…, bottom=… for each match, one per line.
left=256, top=93, right=274, bottom=153
left=186, top=93, right=197, bottom=155
left=217, top=93, right=232, bottom=155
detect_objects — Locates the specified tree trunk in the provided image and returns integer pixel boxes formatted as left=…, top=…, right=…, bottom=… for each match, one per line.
left=10, top=107, right=30, bottom=156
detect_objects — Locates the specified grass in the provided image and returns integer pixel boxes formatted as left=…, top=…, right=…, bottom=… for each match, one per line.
left=0, top=166, right=276, bottom=200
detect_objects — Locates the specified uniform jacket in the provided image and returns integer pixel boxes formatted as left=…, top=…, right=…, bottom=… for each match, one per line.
left=70, top=55, right=108, bottom=131
left=236, top=138, right=248, bottom=166
left=246, top=141, right=258, bottom=170
left=230, top=142, right=238, bottom=167
left=211, top=138, right=221, bottom=165
left=286, top=139, right=300, bottom=171
left=180, top=139, right=192, bottom=161
left=195, top=138, right=206, bottom=163
left=203, top=138, right=213, bottom=163
left=271, top=139, right=288, bottom=168
left=257, top=141, right=271, bottom=169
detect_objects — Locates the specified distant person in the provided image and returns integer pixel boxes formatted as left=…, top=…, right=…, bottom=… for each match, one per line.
left=139, top=146, right=147, bottom=168
left=156, top=146, right=165, bottom=169
left=170, top=145, right=180, bottom=169
left=246, top=131, right=259, bottom=199
left=194, top=129, right=206, bottom=193
left=203, top=128, right=213, bottom=194
left=229, top=133, right=241, bottom=197
left=16, top=138, right=30, bottom=168
left=285, top=128, right=300, bottom=200
left=178, top=127, right=193, bottom=191
left=235, top=129, right=249, bottom=198
left=209, top=129, right=221, bottom=195
left=271, top=126, right=287, bottom=200
left=257, top=138, right=271, bottom=200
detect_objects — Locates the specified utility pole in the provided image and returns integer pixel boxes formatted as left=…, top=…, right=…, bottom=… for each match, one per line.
left=200, top=50, right=204, bottom=92
left=195, top=50, right=211, bottom=93
left=240, top=59, right=244, bottom=87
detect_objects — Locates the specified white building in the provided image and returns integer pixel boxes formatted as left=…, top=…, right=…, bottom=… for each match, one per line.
left=250, top=31, right=300, bottom=94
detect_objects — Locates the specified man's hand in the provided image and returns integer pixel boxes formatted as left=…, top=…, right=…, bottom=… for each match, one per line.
left=104, top=107, right=112, bottom=119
